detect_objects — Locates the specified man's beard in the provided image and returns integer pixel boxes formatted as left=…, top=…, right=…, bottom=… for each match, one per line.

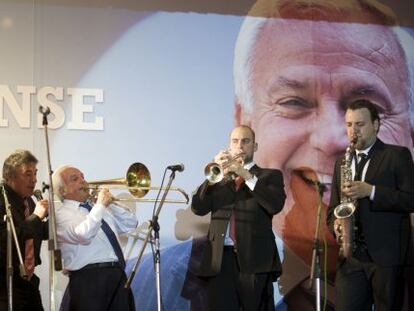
left=244, top=154, right=253, bottom=164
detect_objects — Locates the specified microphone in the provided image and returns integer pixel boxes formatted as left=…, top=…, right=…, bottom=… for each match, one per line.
left=303, top=178, right=328, bottom=193
left=297, top=171, right=328, bottom=193
left=33, top=189, right=44, bottom=201
left=0, top=181, right=5, bottom=194
left=167, top=163, right=185, bottom=172
left=39, top=106, right=51, bottom=115
left=314, top=180, right=328, bottom=193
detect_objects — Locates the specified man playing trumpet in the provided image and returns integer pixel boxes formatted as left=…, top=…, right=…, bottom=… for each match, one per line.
left=191, top=125, right=286, bottom=311
left=52, top=165, right=137, bottom=311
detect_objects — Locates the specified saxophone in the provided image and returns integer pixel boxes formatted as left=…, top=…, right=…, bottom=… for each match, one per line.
left=333, top=135, right=358, bottom=258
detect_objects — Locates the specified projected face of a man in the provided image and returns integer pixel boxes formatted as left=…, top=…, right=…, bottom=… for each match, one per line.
left=237, top=18, right=411, bottom=267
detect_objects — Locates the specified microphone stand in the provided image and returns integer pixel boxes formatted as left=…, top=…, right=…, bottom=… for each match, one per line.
left=39, top=106, right=62, bottom=311
left=125, top=169, right=178, bottom=311
left=2, top=184, right=27, bottom=311
left=308, top=180, right=326, bottom=311
left=152, top=215, right=162, bottom=311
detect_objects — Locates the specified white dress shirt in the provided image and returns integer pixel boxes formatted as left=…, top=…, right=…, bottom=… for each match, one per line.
left=352, top=142, right=376, bottom=200
left=224, top=161, right=258, bottom=246
left=55, top=199, right=138, bottom=272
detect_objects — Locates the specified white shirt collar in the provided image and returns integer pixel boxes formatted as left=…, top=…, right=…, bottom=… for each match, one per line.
left=244, top=161, right=255, bottom=170
left=62, top=199, right=85, bottom=210
left=356, top=139, right=376, bottom=156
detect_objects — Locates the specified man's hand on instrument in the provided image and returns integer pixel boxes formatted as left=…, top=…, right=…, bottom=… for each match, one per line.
left=333, top=218, right=343, bottom=242
left=97, top=187, right=114, bottom=207
left=214, top=150, right=232, bottom=175
left=342, top=181, right=373, bottom=200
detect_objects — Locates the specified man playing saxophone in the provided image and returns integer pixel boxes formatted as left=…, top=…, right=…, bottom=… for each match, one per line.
left=327, top=100, right=414, bottom=311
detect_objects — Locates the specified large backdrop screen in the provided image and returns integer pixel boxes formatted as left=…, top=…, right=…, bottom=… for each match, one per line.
left=1, top=0, right=414, bottom=310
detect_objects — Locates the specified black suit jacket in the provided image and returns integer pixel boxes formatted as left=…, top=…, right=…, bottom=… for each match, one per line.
left=327, top=139, right=414, bottom=266
left=191, top=165, right=286, bottom=277
left=0, top=185, right=48, bottom=289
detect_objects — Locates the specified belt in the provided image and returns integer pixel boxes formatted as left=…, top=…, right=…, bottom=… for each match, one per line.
left=69, top=261, right=120, bottom=276
left=223, top=245, right=238, bottom=254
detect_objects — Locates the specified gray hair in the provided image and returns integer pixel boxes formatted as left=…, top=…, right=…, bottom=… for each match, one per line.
left=3, top=150, right=38, bottom=182
left=233, top=0, right=414, bottom=129
left=52, top=165, right=71, bottom=202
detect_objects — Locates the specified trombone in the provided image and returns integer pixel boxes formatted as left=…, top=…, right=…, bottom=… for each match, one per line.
left=89, top=162, right=189, bottom=204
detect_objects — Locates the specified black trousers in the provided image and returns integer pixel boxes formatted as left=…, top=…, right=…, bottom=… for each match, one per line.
left=61, top=263, right=135, bottom=311
left=207, top=247, right=275, bottom=311
left=0, top=273, right=44, bottom=311
left=335, top=256, right=404, bottom=311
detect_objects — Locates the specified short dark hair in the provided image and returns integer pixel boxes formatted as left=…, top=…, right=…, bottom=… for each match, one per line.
left=235, top=125, right=256, bottom=142
left=3, top=150, right=38, bottom=181
left=346, top=99, right=380, bottom=125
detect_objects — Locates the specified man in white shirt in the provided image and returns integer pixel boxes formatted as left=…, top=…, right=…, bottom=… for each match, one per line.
left=52, top=165, right=137, bottom=311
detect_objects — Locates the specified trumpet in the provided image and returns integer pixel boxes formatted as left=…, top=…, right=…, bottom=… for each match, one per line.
left=88, top=162, right=189, bottom=204
left=204, top=152, right=244, bottom=184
